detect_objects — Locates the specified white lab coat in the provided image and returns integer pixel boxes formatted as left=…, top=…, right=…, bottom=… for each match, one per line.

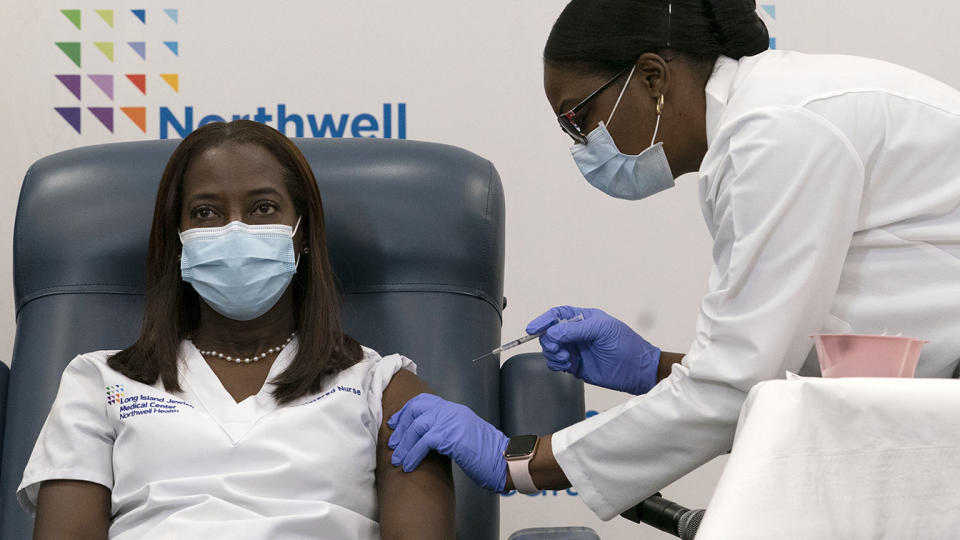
left=18, top=340, right=415, bottom=539
left=552, top=50, right=960, bottom=520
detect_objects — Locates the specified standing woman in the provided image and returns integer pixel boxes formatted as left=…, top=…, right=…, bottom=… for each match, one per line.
left=388, top=0, right=960, bottom=521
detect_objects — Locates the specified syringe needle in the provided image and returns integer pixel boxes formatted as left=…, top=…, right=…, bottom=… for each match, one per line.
left=470, top=313, right=584, bottom=363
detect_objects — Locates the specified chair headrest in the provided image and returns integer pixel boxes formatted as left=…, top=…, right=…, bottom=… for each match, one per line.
left=14, top=138, right=504, bottom=317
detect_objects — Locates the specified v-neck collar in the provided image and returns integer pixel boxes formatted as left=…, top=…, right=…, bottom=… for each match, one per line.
left=179, top=337, right=299, bottom=444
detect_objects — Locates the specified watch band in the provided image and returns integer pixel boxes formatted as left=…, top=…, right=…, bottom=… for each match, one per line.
left=505, top=435, right=540, bottom=494
left=507, top=457, right=539, bottom=494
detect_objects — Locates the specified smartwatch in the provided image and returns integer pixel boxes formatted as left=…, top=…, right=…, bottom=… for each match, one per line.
left=504, top=435, right=539, bottom=494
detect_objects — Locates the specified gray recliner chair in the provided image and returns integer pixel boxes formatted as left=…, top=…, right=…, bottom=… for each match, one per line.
left=1, top=138, right=589, bottom=539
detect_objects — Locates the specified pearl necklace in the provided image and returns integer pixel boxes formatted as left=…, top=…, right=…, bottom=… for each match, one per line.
left=197, top=332, right=296, bottom=364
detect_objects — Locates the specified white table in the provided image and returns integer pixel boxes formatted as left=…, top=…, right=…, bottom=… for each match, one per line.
left=696, top=375, right=960, bottom=539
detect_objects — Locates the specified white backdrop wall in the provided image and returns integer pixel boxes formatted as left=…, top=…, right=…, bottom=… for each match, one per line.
left=3, top=2, right=960, bottom=538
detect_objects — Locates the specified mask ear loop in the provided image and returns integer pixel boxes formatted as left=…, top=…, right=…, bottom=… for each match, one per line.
left=291, top=216, right=304, bottom=268
left=605, top=64, right=637, bottom=129
left=651, top=94, right=664, bottom=146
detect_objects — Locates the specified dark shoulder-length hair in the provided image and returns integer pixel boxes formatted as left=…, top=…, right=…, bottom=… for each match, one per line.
left=109, top=119, right=363, bottom=404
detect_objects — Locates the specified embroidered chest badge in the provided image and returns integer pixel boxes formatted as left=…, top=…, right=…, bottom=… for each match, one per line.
left=106, top=384, right=125, bottom=405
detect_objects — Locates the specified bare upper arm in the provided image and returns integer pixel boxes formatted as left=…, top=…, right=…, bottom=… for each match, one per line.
left=376, top=369, right=455, bottom=540
left=34, top=479, right=110, bottom=540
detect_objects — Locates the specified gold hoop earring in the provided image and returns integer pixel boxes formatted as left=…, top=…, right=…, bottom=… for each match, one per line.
left=656, top=94, right=665, bottom=115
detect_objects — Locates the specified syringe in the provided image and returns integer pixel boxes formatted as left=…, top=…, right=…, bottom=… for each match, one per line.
left=471, top=313, right=584, bottom=362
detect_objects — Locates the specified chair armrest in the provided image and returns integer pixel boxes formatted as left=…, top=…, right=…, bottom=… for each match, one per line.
left=499, top=353, right=584, bottom=436
left=507, top=527, right=600, bottom=540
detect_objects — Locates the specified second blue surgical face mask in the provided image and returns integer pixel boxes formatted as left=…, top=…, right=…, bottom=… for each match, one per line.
left=179, top=218, right=300, bottom=321
left=570, top=64, right=675, bottom=201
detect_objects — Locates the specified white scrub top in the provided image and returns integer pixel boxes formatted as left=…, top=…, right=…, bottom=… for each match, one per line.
left=553, top=50, right=960, bottom=520
left=18, top=339, right=415, bottom=539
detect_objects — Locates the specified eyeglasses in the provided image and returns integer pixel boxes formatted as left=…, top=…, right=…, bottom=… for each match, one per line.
left=556, top=64, right=634, bottom=144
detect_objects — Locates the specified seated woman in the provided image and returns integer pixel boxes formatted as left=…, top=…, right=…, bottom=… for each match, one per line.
left=17, top=120, right=454, bottom=539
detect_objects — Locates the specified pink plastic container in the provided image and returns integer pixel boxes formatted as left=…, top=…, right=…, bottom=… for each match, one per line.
left=812, top=334, right=926, bottom=378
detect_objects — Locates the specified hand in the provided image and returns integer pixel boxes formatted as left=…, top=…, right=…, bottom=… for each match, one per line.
left=388, top=393, right=509, bottom=493
left=526, top=305, right=661, bottom=395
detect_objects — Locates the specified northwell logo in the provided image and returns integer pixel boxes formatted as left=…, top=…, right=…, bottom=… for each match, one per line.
left=106, top=384, right=126, bottom=405
left=158, top=103, right=407, bottom=140
left=53, top=7, right=408, bottom=140
left=54, top=8, right=179, bottom=134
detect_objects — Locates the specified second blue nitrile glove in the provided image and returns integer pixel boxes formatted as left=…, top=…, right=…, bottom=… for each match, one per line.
left=388, top=393, right=509, bottom=493
left=526, top=305, right=660, bottom=396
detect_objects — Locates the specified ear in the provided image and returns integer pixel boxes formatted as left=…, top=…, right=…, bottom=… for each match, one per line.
left=634, top=53, right=671, bottom=100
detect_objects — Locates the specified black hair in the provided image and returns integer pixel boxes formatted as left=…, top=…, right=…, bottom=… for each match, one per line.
left=544, top=0, right=769, bottom=76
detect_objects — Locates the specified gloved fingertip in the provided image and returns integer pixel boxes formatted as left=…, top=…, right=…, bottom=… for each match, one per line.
left=546, top=361, right=569, bottom=372
left=555, top=305, right=583, bottom=320
left=545, top=325, right=565, bottom=341
left=401, top=457, right=422, bottom=473
left=540, top=339, right=559, bottom=353
left=526, top=320, right=552, bottom=336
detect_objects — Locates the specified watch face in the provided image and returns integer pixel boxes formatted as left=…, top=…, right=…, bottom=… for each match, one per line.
left=504, top=434, right=538, bottom=458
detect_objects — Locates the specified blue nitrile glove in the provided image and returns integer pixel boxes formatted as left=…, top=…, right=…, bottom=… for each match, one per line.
left=387, top=393, right=509, bottom=493
left=526, top=305, right=660, bottom=395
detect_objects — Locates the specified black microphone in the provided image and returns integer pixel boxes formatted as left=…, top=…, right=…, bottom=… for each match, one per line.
left=620, top=494, right=706, bottom=540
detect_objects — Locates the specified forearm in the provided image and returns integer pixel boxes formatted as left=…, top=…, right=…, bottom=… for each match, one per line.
left=504, top=434, right=569, bottom=492
left=658, top=351, right=684, bottom=382
left=502, top=352, right=685, bottom=492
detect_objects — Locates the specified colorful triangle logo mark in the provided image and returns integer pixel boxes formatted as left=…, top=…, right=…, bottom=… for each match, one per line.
left=88, top=107, right=114, bottom=132
left=121, top=107, right=147, bottom=133
left=88, top=74, right=114, bottom=100
left=126, top=74, right=146, bottom=95
left=55, top=74, right=82, bottom=100
left=160, top=73, right=179, bottom=92
left=131, top=9, right=146, bottom=24
left=164, top=9, right=179, bottom=23
left=56, top=42, right=82, bottom=68
left=55, top=107, right=82, bottom=134
left=164, top=41, right=179, bottom=56
left=61, top=9, right=81, bottom=30
left=95, top=9, right=114, bottom=28
left=94, top=42, right=115, bottom=62
left=128, top=41, right=146, bottom=60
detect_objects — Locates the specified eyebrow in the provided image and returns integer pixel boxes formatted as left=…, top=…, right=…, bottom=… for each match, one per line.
left=186, top=187, right=284, bottom=204
left=245, top=187, right=283, bottom=198
left=186, top=192, right=220, bottom=204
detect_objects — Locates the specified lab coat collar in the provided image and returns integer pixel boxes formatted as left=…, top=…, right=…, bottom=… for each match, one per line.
left=704, top=55, right=741, bottom=149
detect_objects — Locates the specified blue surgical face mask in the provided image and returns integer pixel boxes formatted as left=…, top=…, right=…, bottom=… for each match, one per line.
left=179, top=218, right=300, bottom=321
left=570, top=65, right=675, bottom=201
